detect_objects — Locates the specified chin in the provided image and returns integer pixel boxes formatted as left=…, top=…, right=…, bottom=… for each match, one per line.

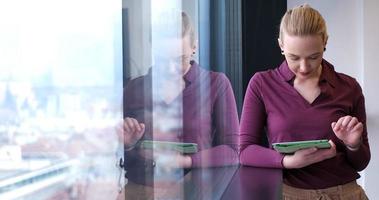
left=296, top=73, right=311, bottom=79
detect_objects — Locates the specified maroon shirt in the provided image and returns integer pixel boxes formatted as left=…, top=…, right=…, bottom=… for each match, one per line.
left=239, top=59, right=370, bottom=189
left=124, top=62, right=239, bottom=185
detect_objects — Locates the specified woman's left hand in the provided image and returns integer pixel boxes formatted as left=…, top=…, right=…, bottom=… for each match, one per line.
left=154, top=151, right=192, bottom=170
left=331, top=115, right=363, bottom=150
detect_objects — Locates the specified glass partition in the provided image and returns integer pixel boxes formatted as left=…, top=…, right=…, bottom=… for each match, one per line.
left=122, top=0, right=240, bottom=199
left=0, top=0, right=241, bottom=199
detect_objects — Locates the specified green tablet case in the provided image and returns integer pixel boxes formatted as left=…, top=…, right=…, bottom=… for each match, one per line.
left=140, top=140, right=198, bottom=154
left=272, top=139, right=331, bottom=154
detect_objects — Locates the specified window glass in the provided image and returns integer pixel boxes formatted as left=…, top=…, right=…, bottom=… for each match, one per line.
left=0, top=0, right=241, bottom=199
left=0, top=0, right=123, bottom=199
left=123, top=0, right=240, bottom=199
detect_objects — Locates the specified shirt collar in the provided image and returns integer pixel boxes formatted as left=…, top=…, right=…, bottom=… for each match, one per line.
left=278, top=59, right=337, bottom=87
left=278, top=60, right=295, bottom=82
left=182, top=60, right=198, bottom=86
left=319, top=59, right=336, bottom=88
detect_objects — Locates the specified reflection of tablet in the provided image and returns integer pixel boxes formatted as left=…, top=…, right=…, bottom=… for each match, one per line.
left=272, top=139, right=331, bottom=154
left=140, top=140, right=198, bottom=154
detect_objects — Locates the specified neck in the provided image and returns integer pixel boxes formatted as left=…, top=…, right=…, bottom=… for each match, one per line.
left=182, top=62, right=192, bottom=76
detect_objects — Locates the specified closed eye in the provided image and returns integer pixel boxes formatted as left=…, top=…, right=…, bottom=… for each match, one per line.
left=309, top=56, right=320, bottom=60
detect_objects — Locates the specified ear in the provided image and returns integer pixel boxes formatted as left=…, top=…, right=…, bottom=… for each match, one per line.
left=193, top=40, right=198, bottom=51
left=278, top=38, right=284, bottom=51
left=324, top=36, right=328, bottom=47
left=191, top=41, right=197, bottom=55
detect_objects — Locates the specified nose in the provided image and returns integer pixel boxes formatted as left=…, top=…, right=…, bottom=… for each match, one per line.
left=299, top=59, right=310, bottom=72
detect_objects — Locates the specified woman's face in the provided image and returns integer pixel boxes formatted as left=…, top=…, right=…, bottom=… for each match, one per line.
left=154, top=35, right=195, bottom=76
left=279, top=33, right=325, bottom=80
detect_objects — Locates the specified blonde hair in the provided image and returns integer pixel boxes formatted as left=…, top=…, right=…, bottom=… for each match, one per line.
left=182, top=11, right=196, bottom=47
left=152, top=11, right=196, bottom=47
left=279, top=4, right=328, bottom=44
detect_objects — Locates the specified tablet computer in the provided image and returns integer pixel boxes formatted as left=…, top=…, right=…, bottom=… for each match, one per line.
left=140, top=140, right=198, bottom=154
left=272, top=139, right=331, bottom=154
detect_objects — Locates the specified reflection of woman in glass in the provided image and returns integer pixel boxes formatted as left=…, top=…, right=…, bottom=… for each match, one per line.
left=239, top=4, right=369, bottom=199
left=119, top=11, right=239, bottom=198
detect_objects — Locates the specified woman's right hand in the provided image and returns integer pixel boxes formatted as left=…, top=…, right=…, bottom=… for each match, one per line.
left=282, top=140, right=337, bottom=169
left=116, top=117, right=145, bottom=148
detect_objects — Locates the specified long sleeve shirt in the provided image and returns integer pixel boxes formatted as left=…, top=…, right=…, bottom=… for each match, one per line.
left=124, top=61, right=239, bottom=185
left=239, top=59, right=370, bottom=189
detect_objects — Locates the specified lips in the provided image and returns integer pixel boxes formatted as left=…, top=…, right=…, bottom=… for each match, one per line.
left=299, top=72, right=311, bottom=76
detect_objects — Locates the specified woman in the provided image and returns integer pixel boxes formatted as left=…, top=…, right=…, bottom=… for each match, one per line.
left=119, top=11, right=239, bottom=199
left=239, top=4, right=370, bottom=200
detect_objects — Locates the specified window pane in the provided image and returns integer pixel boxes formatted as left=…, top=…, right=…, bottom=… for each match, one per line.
left=123, top=0, right=240, bottom=199
left=0, top=0, right=123, bottom=199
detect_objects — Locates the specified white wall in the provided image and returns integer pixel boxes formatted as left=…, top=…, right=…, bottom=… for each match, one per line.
left=288, top=1, right=379, bottom=198
left=287, top=1, right=363, bottom=83
left=362, top=0, right=379, bottom=198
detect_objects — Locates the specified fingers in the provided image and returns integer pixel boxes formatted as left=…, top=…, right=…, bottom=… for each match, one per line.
left=137, top=123, right=145, bottom=137
left=305, top=145, right=336, bottom=165
left=333, top=116, right=350, bottom=131
left=328, top=140, right=336, bottom=149
left=332, top=116, right=360, bottom=132
left=341, top=116, right=352, bottom=127
left=289, top=148, right=318, bottom=168
left=325, top=140, right=337, bottom=158
left=121, top=118, right=145, bottom=146
left=350, top=122, right=363, bottom=134
left=288, top=141, right=337, bottom=169
left=124, top=117, right=143, bottom=133
left=154, top=153, right=192, bottom=169
left=296, top=147, right=318, bottom=156
left=123, top=118, right=132, bottom=133
left=346, top=117, right=358, bottom=131
left=331, top=116, right=364, bottom=146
